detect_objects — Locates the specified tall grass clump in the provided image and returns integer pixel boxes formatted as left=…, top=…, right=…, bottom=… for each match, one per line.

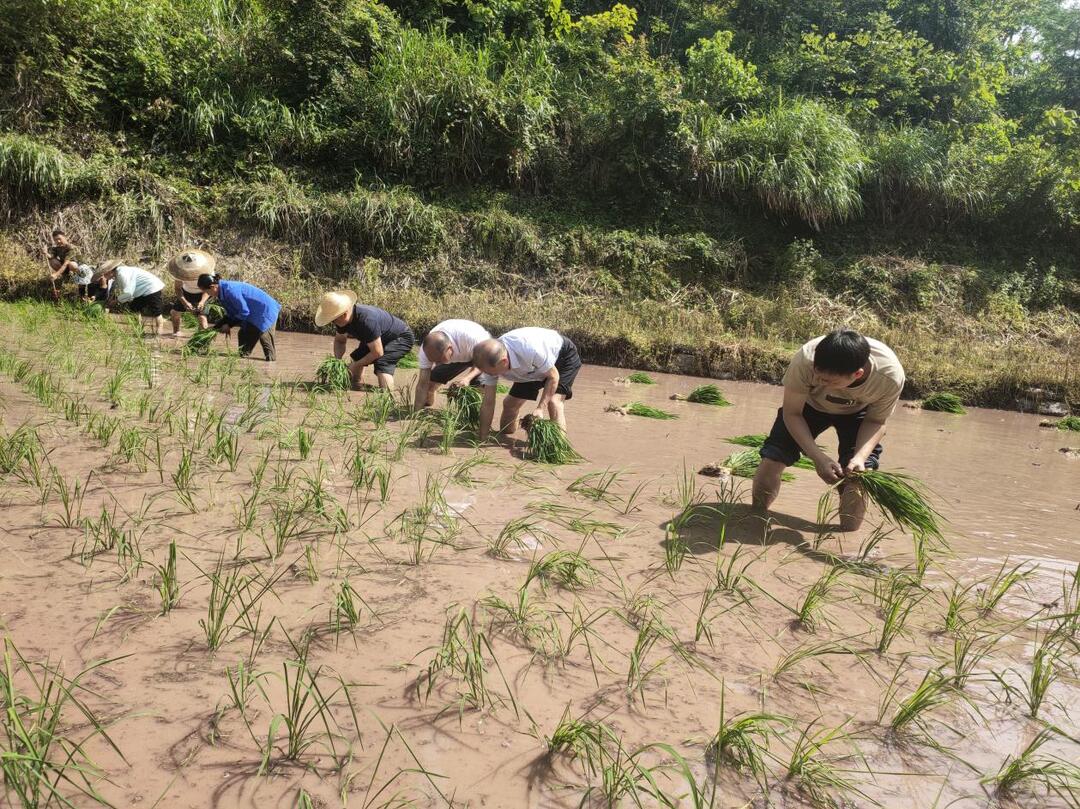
left=921, top=392, right=966, bottom=414
left=315, top=357, right=351, bottom=391
left=526, top=419, right=581, bottom=464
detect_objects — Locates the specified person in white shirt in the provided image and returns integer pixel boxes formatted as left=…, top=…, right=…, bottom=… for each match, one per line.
left=471, top=327, right=582, bottom=442
left=92, top=260, right=166, bottom=335
left=413, top=319, right=492, bottom=411
left=166, top=249, right=214, bottom=336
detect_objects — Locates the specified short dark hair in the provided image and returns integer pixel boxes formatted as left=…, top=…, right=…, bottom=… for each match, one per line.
left=52, top=228, right=65, bottom=237
left=812, top=330, right=870, bottom=375
left=196, top=273, right=220, bottom=290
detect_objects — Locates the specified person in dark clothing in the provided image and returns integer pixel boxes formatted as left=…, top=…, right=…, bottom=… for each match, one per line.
left=44, top=229, right=80, bottom=297
left=313, top=290, right=415, bottom=390
left=197, top=274, right=280, bottom=361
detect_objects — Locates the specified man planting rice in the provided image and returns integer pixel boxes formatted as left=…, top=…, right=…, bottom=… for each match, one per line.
left=472, top=327, right=581, bottom=442
left=166, top=249, right=214, bottom=337
left=44, top=228, right=80, bottom=295
left=413, top=318, right=492, bottom=411
left=197, top=273, right=280, bottom=361
left=313, top=291, right=415, bottom=390
left=93, top=260, right=166, bottom=335
left=752, top=329, right=905, bottom=532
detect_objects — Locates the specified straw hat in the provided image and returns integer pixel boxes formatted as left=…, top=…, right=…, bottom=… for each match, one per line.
left=168, top=249, right=216, bottom=282
left=314, top=290, right=358, bottom=327
left=91, top=259, right=122, bottom=283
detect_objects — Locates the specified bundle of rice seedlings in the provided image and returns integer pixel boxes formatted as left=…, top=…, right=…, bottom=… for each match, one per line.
left=204, top=301, right=226, bottom=322
left=849, top=469, right=944, bottom=542
left=721, top=448, right=794, bottom=481
left=495, top=382, right=511, bottom=394
left=676, top=384, right=731, bottom=406
left=82, top=302, right=104, bottom=319
left=921, top=392, right=966, bottom=414
left=315, top=357, right=351, bottom=391
left=397, top=350, right=419, bottom=369
left=1053, top=415, right=1080, bottom=432
left=623, top=402, right=677, bottom=420
left=726, top=434, right=815, bottom=468
left=448, top=385, right=483, bottom=430
left=627, top=372, right=656, bottom=385
left=182, top=328, right=218, bottom=356
left=526, top=419, right=582, bottom=464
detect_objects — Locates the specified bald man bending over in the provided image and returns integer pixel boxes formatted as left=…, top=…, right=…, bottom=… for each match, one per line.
left=413, top=318, right=492, bottom=411
left=472, top=327, right=581, bottom=442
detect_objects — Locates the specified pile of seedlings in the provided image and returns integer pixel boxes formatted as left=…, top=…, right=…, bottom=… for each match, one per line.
left=315, top=357, right=351, bottom=391
left=672, top=383, right=731, bottom=406
left=921, top=392, right=966, bottom=414
left=526, top=418, right=582, bottom=464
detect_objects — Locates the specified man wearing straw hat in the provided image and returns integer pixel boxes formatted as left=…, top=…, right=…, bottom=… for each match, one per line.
left=166, top=249, right=214, bottom=337
left=314, top=291, right=415, bottom=391
left=92, top=260, right=166, bottom=335
left=412, top=318, right=491, bottom=411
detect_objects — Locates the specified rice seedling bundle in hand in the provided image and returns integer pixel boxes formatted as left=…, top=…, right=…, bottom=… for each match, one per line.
left=204, top=301, right=226, bottom=323
left=850, top=469, right=944, bottom=543
left=627, top=372, right=656, bottom=384
left=921, top=392, right=966, bottom=414
left=448, top=385, right=483, bottom=430
left=315, top=357, right=351, bottom=391
left=526, top=419, right=582, bottom=464
left=182, top=328, right=218, bottom=356
left=623, top=402, right=677, bottom=420
left=681, top=384, right=731, bottom=406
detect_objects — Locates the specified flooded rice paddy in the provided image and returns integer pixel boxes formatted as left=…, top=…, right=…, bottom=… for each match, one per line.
left=0, top=305, right=1077, bottom=809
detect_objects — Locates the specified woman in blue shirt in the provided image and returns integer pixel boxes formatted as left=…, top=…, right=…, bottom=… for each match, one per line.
left=197, top=274, right=281, bottom=361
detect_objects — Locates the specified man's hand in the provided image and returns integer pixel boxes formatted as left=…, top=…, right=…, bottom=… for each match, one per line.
left=532, top=408, right=546, bottom=422
left=447, top=379, right=464, bottom=392
left=844, top=458, right=866, bottom=476
left=813, top=455, right=844, bottom=484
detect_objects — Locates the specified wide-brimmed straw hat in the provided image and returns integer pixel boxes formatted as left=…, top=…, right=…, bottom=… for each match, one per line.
left=91, top=259, right=122, bottom=283
left=168, top=249, right=216, bottom=282
left=314, top=290, right=358, bottom=327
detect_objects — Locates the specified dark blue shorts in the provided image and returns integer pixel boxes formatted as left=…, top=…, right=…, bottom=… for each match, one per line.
left=760, top=404, right=882, bottom=469
left=352, top=329, right=415, bottom=375
left=430, top=361, right=478, bottom=385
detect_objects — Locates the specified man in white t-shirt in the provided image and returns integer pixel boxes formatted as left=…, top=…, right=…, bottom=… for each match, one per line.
left=413, top=318, right=492, bottom=411
left=471, top=327, right=582, bottom=442
left=752, top=329, right=905, bottom=532
left=92, top=260, right=166, bottom=335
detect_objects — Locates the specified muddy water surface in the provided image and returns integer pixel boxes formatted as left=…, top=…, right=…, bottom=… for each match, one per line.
left=1, top=324, right=1078, bottom=809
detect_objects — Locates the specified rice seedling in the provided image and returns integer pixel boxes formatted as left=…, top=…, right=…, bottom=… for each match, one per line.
left=315, top=357, right=351, bottom=391
left=721, top=447, right=796, bottom=481
left=447, top=385, right=483, bottom=431
left=526, top=419, right=582, bottom=464
left=259, top=634, right=357, bottom=773
left=772, top=641, right=858, bottom=681
left=578, top=738, right=674, bottom=808
left=182, top=328, right=219, bottom=357
left=844, top=469, right=945, bottom=543
left=707, top=685, right=779, bottom=782
left=782, top=721, right=864, bottom=809
left=264, top=496, right=318, bottom=559
left=627, top=372, right=656, bottom=384
left=437, top=399, right=464, bottom=454
left=0, top=423, right=43, bottom=478
left=976, top=558, right=1033, bottom=615
left=362, top=390, right=396, bottom=426
left=567, top=467, right=623, bottom=504
left=526, top=550, right=598, bottom=590
left=621, top=401, right=678, bottom=419
left=330, top=579, right=371, bottom=638
left=225, top=661, right=267, bottom=716
left=197, top=555, right=284, bottom=652
left=663, top=520, right=689, bottom=578
left=981, top=727, right=1080, bottom=804
left=794, top=566, right=844, bottom=632
left=679, top=384, right=731, bottom=406
left=208, top=425, right=243, bottom=471
left=102, top=364, right=131, bottom=405
left=0, top=638, right=127, bottom=809
left=444, top=452, right=495, bottom=486
left=616, top=478, right=651, bottom=515
left=715, top=546, right=756, bottom=599
left=391, top=475, right=459, bottom=565
left=949, top=629, right=996, bottom=689
left=1050, top=415, right=1080, bottom=431
left=487, top=516, right=552, bottom=559
left=873, top=572, right=924, bottom=653
left=153, top=540, right=181, bottom=615
left=51, top=471, right=91, bottom=529
left=86, top=412, right=120, bottom=445
left=942, top=580, right=976, bottom=633
left=879, top=667, right=956, bottom=737
left=172, top=446, right=198, bottom=513
left=296, top=425, right=314, bottom=460
left=921, top=392, right=966, bottom=414
left=1023, top=631, right=1063, bottom=718
left=481, top=586, right=561, bottom=656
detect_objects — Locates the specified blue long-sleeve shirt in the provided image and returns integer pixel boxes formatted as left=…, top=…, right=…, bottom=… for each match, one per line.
left=216, top=280, right=280, bottom=333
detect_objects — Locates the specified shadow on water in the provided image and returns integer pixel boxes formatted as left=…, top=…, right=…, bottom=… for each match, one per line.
left=659, top=503, right=846, bottom=565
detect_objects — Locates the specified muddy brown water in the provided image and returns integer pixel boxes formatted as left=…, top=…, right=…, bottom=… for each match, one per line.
left=1, top=325, right=1078, bottom=809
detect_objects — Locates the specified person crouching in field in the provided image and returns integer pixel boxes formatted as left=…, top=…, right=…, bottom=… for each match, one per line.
left=71, top=263, right=106, bottom=303
left=752, top=329, right=905, bottom=532
left=413, top=319, right=491, bottom=411
left=197, top=274, right=280, bottom=361
left=44, top=228, right=79, bottom=296
left=471, top=327, right=581, bottom=442
left=93, top=260, right=165, bottom=335
left=313, top=291, right=415, bottom=390
left=167, top=249, right=214, bottom=337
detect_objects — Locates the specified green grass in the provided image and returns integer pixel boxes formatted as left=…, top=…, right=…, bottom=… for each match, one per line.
left=397, top=350, right=419, bottom=369
left=921, top=392, right=966, bottom=414
left=526, top=419, right=582, bottom=464
left=623, top=402, right=677, bottom=420
left=1053, top=415, right=1080, bottom=431
left=627, top=372, right=656, bottom=384
left=683, top=384, right=731, bottom=406
left=315, top=357, right=351, bottom=390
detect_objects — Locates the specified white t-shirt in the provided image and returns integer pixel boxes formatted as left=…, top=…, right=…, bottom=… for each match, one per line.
left=420, top=319, right=491, bottom=369
left=113, top=266, right=164, bottom=303
left=480, top=327, right=564, bottom=385
left=783, top=335, right=905, bottom=422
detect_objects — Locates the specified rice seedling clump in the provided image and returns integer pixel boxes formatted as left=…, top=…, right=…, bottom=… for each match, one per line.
left=720, top=448, right=794, bottom=481
left=448, top=385, right=483, bottom=430
left=623, top=402, right=677, bottom=420
left=921, top=392, right=966, bottom=414
left=850, top=470, right=944, bottom=542
left=683, top=384, right=731, bottom=406
left=627, top=372, right=656, bottom=384
left=315, top=357, right=351, bottom=391
left=182, top=328, right=218, bottom=356
left=1054, top=415, right=1080, bottom=431
left=526, top=419, right=582, bottom=464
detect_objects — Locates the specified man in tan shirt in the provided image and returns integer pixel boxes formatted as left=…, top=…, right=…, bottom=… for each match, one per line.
left=752, top=329, right=905, bottom=532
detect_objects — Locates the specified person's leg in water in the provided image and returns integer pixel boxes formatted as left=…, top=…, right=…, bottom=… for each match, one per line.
left=835, top=410, right=882, bottom=532
left=545, top=393, right=568, bottom=431
left=257, top=326, right=276, bottom=361
left=499, top=395, right=529, bottom=436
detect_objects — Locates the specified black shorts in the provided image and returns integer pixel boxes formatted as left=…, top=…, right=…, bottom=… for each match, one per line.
left=170, top=289, right=203, bottom=313
left=351, top=329, right=415, bottom=375
left=760, top=404, right=882, bottom=469
left=508, top=337, right=581, bottom=401
left=128, top=290, right=164, bottom=317
left=430, top=361, right=478, bottom=385
left=78, top=283, right=107, bottom=301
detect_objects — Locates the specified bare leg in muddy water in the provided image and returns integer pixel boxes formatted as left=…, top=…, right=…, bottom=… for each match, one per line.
left=499, top=395, right=529, bottom=435
left=753, top=458, right=867, bottom=532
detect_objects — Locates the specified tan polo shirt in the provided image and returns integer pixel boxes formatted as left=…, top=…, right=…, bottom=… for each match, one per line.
left=783, top=335, right=905, bottom=422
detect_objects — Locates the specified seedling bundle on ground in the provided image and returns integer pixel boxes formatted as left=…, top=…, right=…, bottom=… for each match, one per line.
left=672, top=383, right=731, bottom=406
left=921, top=392, right=966, bottom=414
